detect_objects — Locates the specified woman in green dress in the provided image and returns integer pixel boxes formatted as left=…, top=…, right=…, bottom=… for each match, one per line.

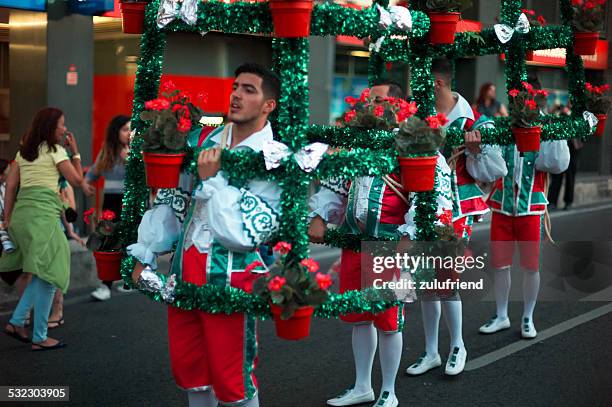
left=1, top=107, right=84, bottom=351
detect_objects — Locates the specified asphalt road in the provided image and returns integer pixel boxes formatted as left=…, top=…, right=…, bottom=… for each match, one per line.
left=2, top=204, right=612, bottom=407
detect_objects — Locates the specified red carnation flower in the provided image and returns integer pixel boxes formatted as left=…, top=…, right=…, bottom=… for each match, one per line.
left=525, top=99, right=538, bottom=110
left=437, top=209, right=453, bottom=226
left=537, top=15, right=546, bottom=25
left=373, top=105, right=385, bottom=117
left=300, top=258, right=320, bottom=273
left=177, top=117, right=192, bottom=133
left=315, top=273, right=333, bottom=290
left=425, top=116, right=441, bottom=129
left=268, top=276, right=286, bottom=292
left=344, top=96, right=358, bottom=106
left=101, top=210, right=116, bottom=221
left=344, top=109, right=357, bottom=123
left=521, top=81, right=533, bottom=92
left=360, top=88, right=370, bottom=102
left=273, top=241, right=292, bottom=255
left=245, top=260, right=264, bottom=274
left=509, top=89, right=520, bottom=97
left=435, top=113, right=449, bottom=127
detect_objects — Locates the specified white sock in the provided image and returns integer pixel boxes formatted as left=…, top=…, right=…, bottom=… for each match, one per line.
left=352, top=324, right=376, bottom=394
left=378, top=331, right=402, bottom=396
left=442, top=299, right=465, bottom=351
left=494, top=267, right=511, bottom=320
left=522, top=270, right=540, bottom=321
left=421, top=300, right=441, bottom=357
left=241, top=395, right=260, bottom=407
left=188, top=390, right=217, bottom=407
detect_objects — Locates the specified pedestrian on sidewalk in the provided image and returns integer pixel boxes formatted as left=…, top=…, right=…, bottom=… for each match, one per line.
left=0, top=159, right=27, bottom=292
left=548, top=104, right=582, bottom=211
left=473, top=82, right=509, bottom=118
left=1, top=107, right=84, bottom=350
left=81, top=114, right=131, bottom=301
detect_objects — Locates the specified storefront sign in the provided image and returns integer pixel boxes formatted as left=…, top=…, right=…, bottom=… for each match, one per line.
left=68, top=0, right=114, bottom=15
left=501, top=40, right=608, bottom=70
left=66, top=64, right=78, bottom=86
left=0, top=0, right=45, bottom=11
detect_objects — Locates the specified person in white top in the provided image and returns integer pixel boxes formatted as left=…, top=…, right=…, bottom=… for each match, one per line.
left=129, top=64, right=282, bottom=407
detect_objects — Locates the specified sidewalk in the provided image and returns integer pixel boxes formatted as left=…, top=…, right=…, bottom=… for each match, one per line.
left=0, top=240, right=99, bottom=305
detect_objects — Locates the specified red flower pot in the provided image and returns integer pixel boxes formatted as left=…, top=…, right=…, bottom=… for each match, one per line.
left=142, top=152, right=185, bottom=189
left=398, top=156, right=438, bottom=192
left=428, top=12, right=460, bottom=45
left=526, top=50, right=534, bottom=61
left=270, top=304, right=314, bottom=340
left=573, top=32, right=599, bottom=55
left=595, top=114, right=607, bottom=137
left=120, top=1, right=148, bottom=34
left=512, top=126, right=541, bottom=153
left=269, top=0, right=313, bottom=38
left=93, top=251, right=123, bottom=282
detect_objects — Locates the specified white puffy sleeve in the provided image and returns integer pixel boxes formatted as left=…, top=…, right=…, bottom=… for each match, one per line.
left=465, top=144, right=508, bottom=183
left=126, top=204, right=181, bottom=270
left=308, top=178, right=348, bottom=224
left=200, top=172, right=282, bottom=253
left=535, top=140, right=570, bottom=174
left=397, top=153, right=454, bottom=240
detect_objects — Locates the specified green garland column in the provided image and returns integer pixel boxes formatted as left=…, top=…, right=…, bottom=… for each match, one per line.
left=502, top=0, right=527, bottom=92
left=560, top=0, right=587, bottom=116
left=272, top=38, right=311, bottom=260
left=408, top=48, right=437, bottom=240
left=120, top=0, right=167, bottom=280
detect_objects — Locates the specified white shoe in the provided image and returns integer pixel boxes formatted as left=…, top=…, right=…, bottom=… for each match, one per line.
left=372, top=391, right=398, bottom=407
left=405, top=352, right=442, bottom=375
left=478, top=315, right=510, bottom=334
left=444, top=346, right=467, bottom=376
left=116, top=283, right=134, bottom=293
left=521, top=317, right=537, bottom=339
left=327, top=388, right=375, bottom=406
left=91, top=285, right=111, bottom=301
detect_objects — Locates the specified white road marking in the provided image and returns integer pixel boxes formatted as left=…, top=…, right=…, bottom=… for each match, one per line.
left=465, top=301, right=612, bottom=371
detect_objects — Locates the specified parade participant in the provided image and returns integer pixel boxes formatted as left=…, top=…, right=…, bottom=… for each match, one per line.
left=128, top=63, right=281, bottom=407
left=406, top=58, right=508, bottom=376
left=479, top=77, right=570, bottom=339
left=308, top=80, right=454, bottom=407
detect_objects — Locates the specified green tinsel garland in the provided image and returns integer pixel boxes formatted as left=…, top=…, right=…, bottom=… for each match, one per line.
left=119, top=0, right=596, bottom=317
left=163, top=2, right=429, bottom=39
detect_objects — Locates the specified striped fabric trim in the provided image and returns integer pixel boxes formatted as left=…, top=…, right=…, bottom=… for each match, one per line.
left=242, top=314, right=258, bottom=401
left=344, top=183, right=362, bottom=235
left=365, top=178, right=385, bottom=237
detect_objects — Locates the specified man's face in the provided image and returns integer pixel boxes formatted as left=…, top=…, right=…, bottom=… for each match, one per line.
left=433, top=73, right=450, bottom=99
left=370, top=85, right=391, bottom=105
left=227, top=73, right=274, bottom=124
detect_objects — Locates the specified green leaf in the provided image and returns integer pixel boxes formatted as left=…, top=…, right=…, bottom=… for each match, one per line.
left=280, top=300, right=299, bottom=320
left=270, top=291, right=285, bottom=305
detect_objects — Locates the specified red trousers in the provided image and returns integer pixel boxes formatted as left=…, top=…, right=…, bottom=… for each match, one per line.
left=490, top=212, right=542, bottom=271
left=167, top=246, right=258, bottom=404
left=339, top=249, right=404, bottom=332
